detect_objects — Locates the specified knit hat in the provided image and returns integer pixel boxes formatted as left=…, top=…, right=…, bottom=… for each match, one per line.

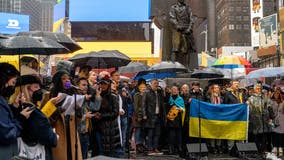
left=52, top=70, right=69, bottom=84
left=16, top=75, right=41, bottom=86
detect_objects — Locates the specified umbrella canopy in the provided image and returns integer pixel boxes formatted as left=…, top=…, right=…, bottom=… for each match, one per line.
left=247, top=66, right=284, bottom=79
left=17, top=31, right=82, bottom=52
left=246, top=83, right=272, bottom=91
left=148, top=61, right=188, bottom=73
left=0, top=36, right=70, bottom=55
left=212, top=55, right=252, bottom=68
left=191, top=67, right=224, bottom=79
left=118, top=62, right=149, bottom=73
left=69, top=50, right=131, bottom=68
left=133, top=70, right=177, bottom=80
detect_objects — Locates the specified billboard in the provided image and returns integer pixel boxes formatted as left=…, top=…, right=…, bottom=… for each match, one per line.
left=259, top=14, right=278, bottom=48
left=257, top=14, right=278, bottom=57
left=0, top=12, right=29, bottom=34
left=69, top=0, right=151, bottom=22
left=250, top=0, right=263, bottom=47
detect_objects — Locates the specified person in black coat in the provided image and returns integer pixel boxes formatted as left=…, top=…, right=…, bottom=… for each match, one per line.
left=96, top=77, right=121, bottom=157
left=223, top=79, right=246, bottom=156
left=11, top=75, right=58, bottom=160
left=0, top=63, right=32, bottom=160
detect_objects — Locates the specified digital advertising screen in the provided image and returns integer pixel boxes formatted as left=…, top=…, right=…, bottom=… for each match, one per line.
left=0, top=12, right=29, bottom=34
left=69, top=0, right=151, bottom=22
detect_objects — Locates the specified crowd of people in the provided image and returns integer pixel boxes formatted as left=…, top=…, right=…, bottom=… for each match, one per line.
left=0, top=59, right=284, bottom=160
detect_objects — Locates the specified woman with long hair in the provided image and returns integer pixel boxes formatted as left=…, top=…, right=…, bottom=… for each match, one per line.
left=10, top=75, right=59, bottom=160
left=0, top=63, right=32, bottom=159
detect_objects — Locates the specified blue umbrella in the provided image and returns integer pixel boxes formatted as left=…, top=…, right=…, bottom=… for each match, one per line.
left=247, top=67, right=284, bottom=79
left=133, top=70, right=176, bottom=80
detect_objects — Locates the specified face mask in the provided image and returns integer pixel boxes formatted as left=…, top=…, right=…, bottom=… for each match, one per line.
left=32, top=89, right=44, bottom=103
left=2, top=86, right=15, bottom=97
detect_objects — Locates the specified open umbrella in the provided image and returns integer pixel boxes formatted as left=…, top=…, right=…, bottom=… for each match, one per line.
left=69, top=50, right=131, bottom=68
left=133, top=70, right=177, bottom=80
left=118, top=62, right=149, bottom=73
left=212, top=55, right=252, bottom=68
left=0, top=36, right=70, bottom=55
left=191, top=68, right=224, bottom=79
left=247, top=66, right=284, bottom=79
left=17, top=31, right=82, bottom=52
left=148, top=61, right=188, bottom=73
left=133, top=61, right=188, bottom=80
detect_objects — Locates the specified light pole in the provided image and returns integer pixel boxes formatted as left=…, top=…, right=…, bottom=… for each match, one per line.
left=200, top=24, right=208, bottom=52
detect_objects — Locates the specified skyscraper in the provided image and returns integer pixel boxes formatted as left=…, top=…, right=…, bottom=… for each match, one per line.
left=0, top=0, right=55, bottom=31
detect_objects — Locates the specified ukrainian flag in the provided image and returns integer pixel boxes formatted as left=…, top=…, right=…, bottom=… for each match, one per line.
left=189, top=99, right=248, bottom=140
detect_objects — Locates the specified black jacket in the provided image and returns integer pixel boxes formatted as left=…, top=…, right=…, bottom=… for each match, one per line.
left=97, top=90, right=121, bottom=152
left=144, top=88, right=165, bottom=128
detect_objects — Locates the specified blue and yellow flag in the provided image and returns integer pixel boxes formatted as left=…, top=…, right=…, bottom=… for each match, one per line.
left=189, top=99, right=248, bottom=140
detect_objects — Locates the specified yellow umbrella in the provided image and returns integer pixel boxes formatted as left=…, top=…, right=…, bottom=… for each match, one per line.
left=0, top=55, right=44, bottom=70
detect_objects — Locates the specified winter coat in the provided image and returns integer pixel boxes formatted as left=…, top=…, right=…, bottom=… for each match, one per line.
left=21, top=108, right=57, bottom=147
left=132, top=92, right=146, bottom=128
left=0, top=96, right=23, bottom=160
left=272, top=101, right=284, bottom=134
left=223, top=90, right=245, bottom=104
left=97, top=91, right=121, bottom=153
left=47, top=99, right=82, bottom=160
left=143, top=88, right=165, bottom=128
left=248, top=94, right=274, bottom=134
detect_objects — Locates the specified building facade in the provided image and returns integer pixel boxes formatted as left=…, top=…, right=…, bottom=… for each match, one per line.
left=216, top=0, right=277, bottom=48
left=0, top=0, right=55, bottom=32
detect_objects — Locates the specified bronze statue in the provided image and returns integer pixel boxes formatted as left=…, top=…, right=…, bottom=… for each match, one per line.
left=169, top=0, right=195, bottom=65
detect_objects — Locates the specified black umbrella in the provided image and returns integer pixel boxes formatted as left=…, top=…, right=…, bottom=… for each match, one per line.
left=191, top=67, right=224, bottom=79
left=118, top=62, right=149, bottom=73
left=69, top=50, right=131, bottom=68
left=0, top=36, right=70, bottom=55
left=148, top=61, right=188, bottom=73
left=17, top=31, right=82, bottom=52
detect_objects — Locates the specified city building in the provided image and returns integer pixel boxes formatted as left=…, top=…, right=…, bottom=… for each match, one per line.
left=0, top=0, right=55, bottom=32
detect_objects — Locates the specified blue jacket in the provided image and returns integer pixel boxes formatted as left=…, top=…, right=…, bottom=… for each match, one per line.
left=0, top=96, right=23, bottom=160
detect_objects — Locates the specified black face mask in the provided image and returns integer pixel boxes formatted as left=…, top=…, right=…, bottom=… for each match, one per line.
left=2, top=86, right=15, bottom=97
left=32, top=89, right=44, bottom=103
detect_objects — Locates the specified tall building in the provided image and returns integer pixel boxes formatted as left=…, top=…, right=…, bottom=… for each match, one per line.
left=0, top=0, right=21, bottom=13
left=216, top=0, right=277, bottom=48
left=0, top=0, right=55, bottom=32
left=216, top=0, right=251, bottom=48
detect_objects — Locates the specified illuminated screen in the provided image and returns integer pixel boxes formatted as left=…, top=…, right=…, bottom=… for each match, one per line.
left=69, top=0, right=151, bottom=22
left=0, top=12, right=29, bottom=34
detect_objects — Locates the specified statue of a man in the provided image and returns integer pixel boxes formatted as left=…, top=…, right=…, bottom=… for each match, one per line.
left=169, top=0, right=195, bottom=63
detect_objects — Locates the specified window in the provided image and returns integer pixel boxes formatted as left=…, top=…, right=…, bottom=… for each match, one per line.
left=243, top=6, right=249, bottom=12
left=243, top=16, right=249, bottom=21
left=243, top=24, right=250, bottom=30
left=236, top=16, right=242, bottom=21
left=236, top=24, right=242, bottom=30
left=236, top=7, right=241, bottom=12
left=229, top=24, right=234, bottom=30
left=229, top=7, right=234, bottom=12
left=229, top=16, right=235, bottom=21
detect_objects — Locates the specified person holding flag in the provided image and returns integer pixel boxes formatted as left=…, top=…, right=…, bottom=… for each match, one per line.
left=166, top=86, right=185, bottom=155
